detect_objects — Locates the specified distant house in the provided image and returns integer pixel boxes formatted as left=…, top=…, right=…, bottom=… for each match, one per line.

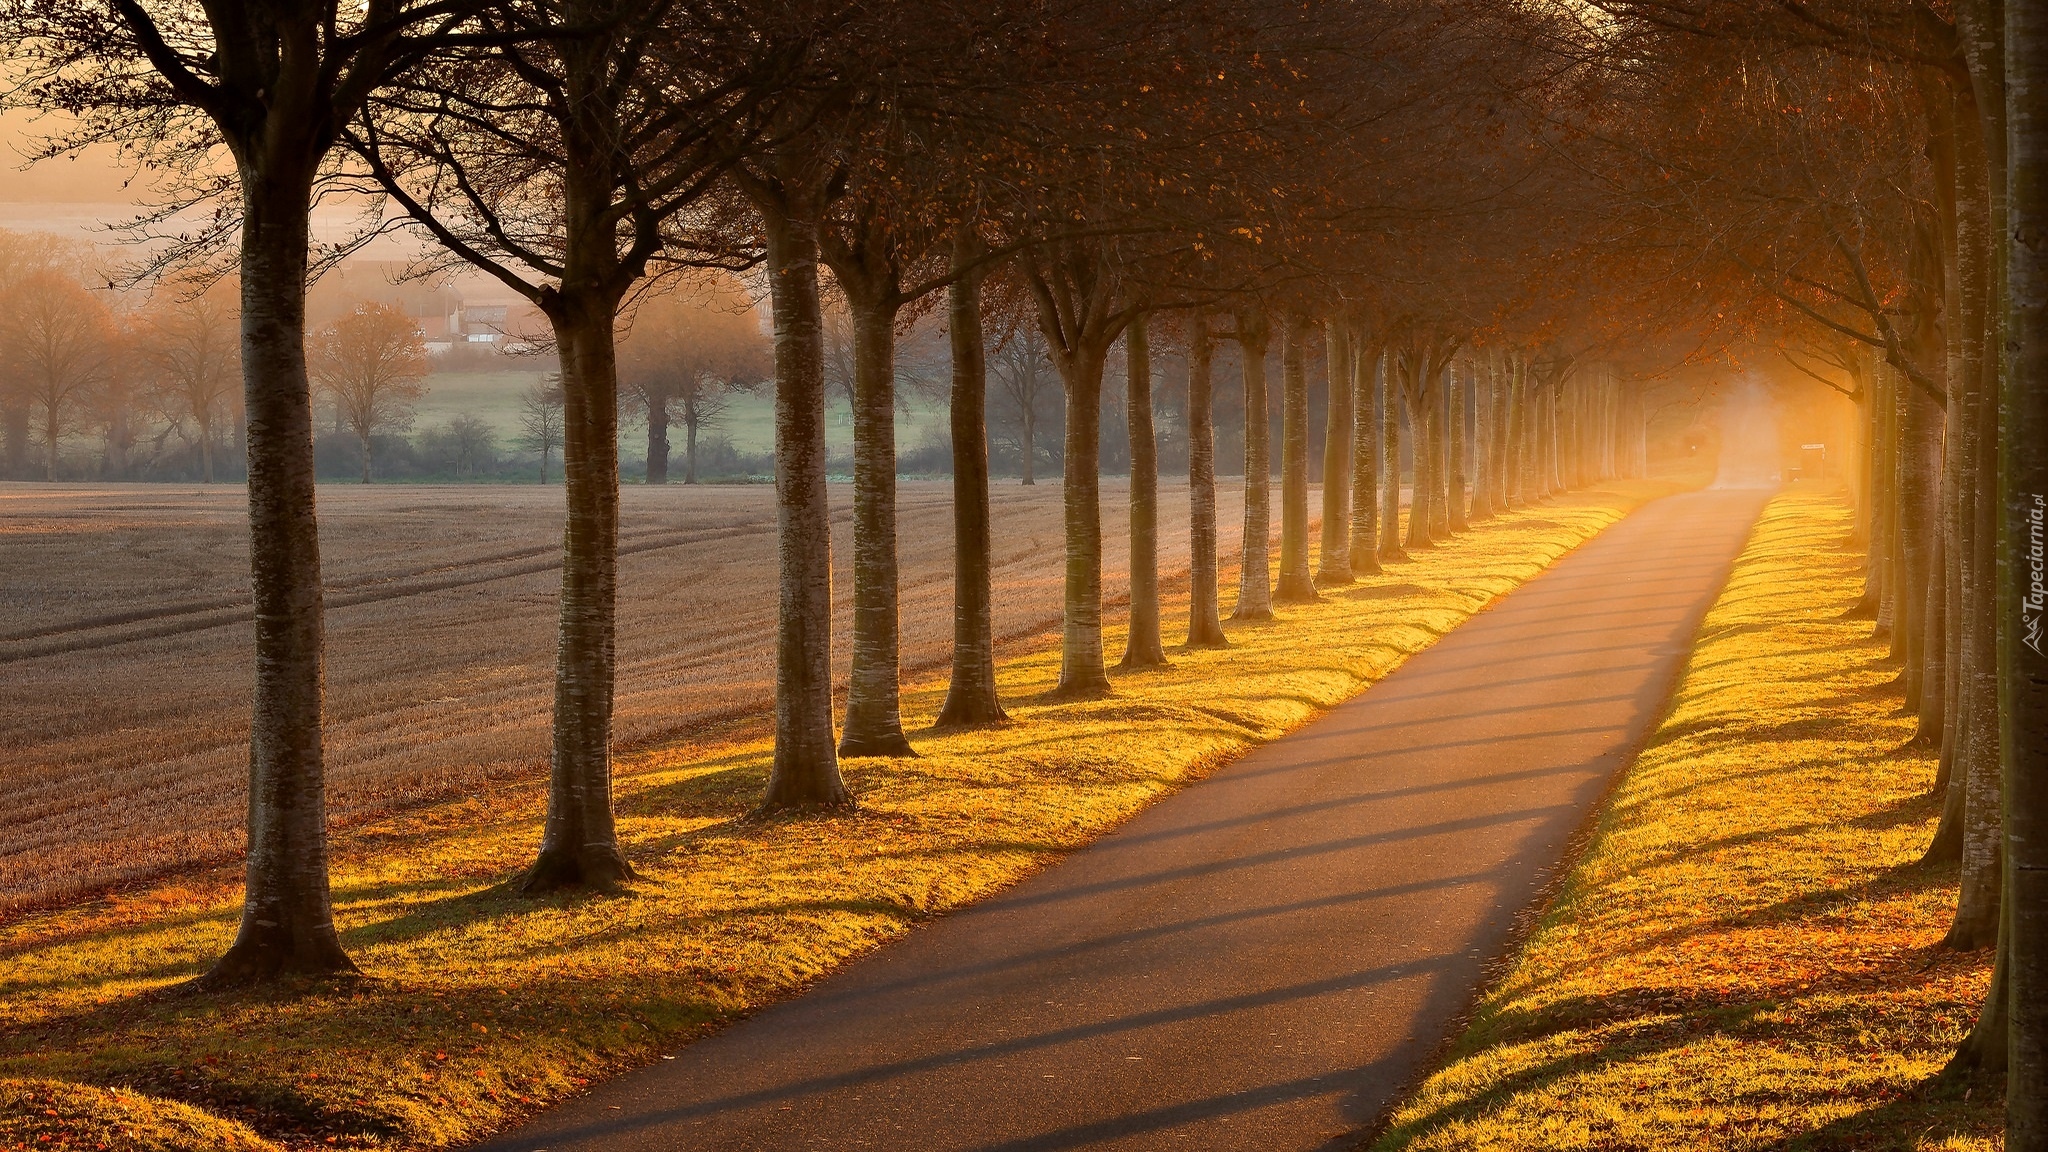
left=452, top=299, right=514, bottom=343
left=427, top=297, right=536, bottom=356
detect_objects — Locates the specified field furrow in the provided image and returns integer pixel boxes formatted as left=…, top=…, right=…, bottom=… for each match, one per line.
left=0, top=479, right=1246, bottom=914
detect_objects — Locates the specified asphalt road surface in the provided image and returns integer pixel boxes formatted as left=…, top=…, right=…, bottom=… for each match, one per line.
left=478, top=488, right=1772, bottom=1152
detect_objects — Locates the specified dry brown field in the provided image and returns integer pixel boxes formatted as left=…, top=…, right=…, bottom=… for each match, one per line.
left=0, top=478, right=1248, bottom=914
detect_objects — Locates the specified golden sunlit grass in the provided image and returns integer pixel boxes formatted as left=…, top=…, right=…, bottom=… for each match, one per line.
left=0, top=480, right=1671, bottom=1150
left=1370, top=489, right=1999, bottom=1152
left=0, top=1080, right=276, bottom=1152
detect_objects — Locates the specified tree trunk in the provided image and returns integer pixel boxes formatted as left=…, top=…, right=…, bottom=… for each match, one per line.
left=1276, top=314, right=1316, bottom=603
left=1929, top=409, right=1965, bottom=835
left=759, top=201, right=848, bottom=808
left=1021, top=402, right=1036, bottom=486
left=1887, top=369, right=1910, bottom=655
left=358, top=428, right=372, bottom=484
left=1405, top=371, right=1435, bottom=551
left=522, top=292, right=635, bottom=892
left=684, top=402, right=700, bottom=484
left=1234, top=313, right=1274, bottom=619
left=43, top=405, right=58, bottom=482
left=1053, top=345, right=1113, bottom=697
left=646, top=388, right=669, bottom=485
left=1119, top=314, right=1167, bottom=667
left=936, top=239, right=1007, bottom=728
left=1936, top=386, right=1967, bottom=805
left=1503, top=356, right=1523, bottom=509
left=1506, top=357, right=1524, bottom=494
left=1540, top=376, right=1559, bottom=496
left=1425, top=370, right=1449, bottom=541
left=838, top=295, right=914, bottom=757
left=1470, top=356, right=1493, bottom=521
left=1350, top=338, right=1382, bottom=575
left=2001, top=0, right=2048, bottom=1122
left=1929, top=67, right=1991, bottom=835
left=1448, top=359, right=1468, bottom=532
left=1185, top=314, right=1228, bottom=647
left=1381, top=377, right=1406, bottom=561
left=1921, top=517, right=1949, bottom=746
left=201, top=166, right=353, bottom=985
left=1855, top=362, right=1884, bottom=609
left=1874, top=363, right=1898, bottom=640
left=104, top=404, right=129, bottom=480
left=1901, top=378, right=1943, bottom=715
left=1946, top=323, right=2004, bottom=949
left=1318, top=318, right=1354, bottom=584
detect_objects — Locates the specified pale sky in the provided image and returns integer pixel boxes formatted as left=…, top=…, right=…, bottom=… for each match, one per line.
left=0, top=110, right=423, bottom=261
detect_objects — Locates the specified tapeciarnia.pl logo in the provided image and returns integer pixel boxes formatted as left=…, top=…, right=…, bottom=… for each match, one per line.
left=2027, top=493, right=2046, bottom=657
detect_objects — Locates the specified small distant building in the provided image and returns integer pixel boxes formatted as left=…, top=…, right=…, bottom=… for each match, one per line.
left=451, top=299, right=515, bottom=344
left=426, top=296, right=534, bottom=356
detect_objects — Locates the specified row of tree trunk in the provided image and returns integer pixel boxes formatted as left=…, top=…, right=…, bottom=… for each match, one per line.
left=745, top=285, right=1664, bottom=829
left=1832, top=33, right=2037, bottom=1083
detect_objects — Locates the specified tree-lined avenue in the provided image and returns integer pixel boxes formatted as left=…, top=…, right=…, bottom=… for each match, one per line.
left=476, top=488, right=1771, bottom=1152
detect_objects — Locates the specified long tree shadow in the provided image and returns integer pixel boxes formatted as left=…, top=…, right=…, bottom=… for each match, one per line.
left=481, top=954, right=1462, bottom=1151
left=1764, top=1075, right=1997, bottom=1150
left=1369, top=1004, right=1769, bottom=1150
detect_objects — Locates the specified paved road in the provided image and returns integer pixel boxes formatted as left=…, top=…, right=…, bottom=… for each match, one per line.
left=478, top=489, right=1771, bottom=1152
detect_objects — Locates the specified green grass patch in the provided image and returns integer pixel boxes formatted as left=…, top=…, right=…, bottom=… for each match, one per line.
left=1369, top=489, right=1999, bottom=1152
left=0, top=480, right=1677, bottom=1149
left=412, top=368, right=946, bottom=462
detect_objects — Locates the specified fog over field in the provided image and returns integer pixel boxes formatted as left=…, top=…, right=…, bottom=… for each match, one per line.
left=0, top=479, right=1249, bottom=912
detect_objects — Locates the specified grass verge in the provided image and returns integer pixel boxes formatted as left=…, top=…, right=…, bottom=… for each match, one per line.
left=1367, top=488, right=1999, bottom=1152
left=1, top=479, right=1676, bottom=1151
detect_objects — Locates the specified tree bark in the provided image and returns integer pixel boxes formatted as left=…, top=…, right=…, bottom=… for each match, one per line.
left=1053, top=346, right=1113, bottom=696
left=1381, top=373, right=1407, bottom=562
left=1318, top=318, right=1354, bottom=584
left=936, top=237, right=1007, bottom=728
left=1234, top=312, right=1275, bottom=619
left=42, top=403, right=58, bottom=481
left=1022, top=247, right=1128, bottom=700
left=1405, top=364, right=1435, bottom=551
left=1471, top=356, right=1494, bottom=521
left=1901, top=375, right=1944, bottom=717
left=1119, top=314, right=1167, bottom=666
left=1425, top=369, right=1450, bottom=541
left=1349, top=337, right=1382, bottom=575
left=1185, top=314, right=1228, bottom=647
left=521, top=291, right=635, bottom=892
left=2001, top=0, right=2048, bottom=1122
left=202, top=164, right=354, bottom=985
left=1923, top=513, right=1950, bottom=745
left=1448, top=359, right=1468, bottom=532
left=1021, top=401, right=1036, bottom=486
left=1873, top=363, right=1898, bottom=640
left=1888, top=367, right=1910, bottom=655
left=758, top=198, right=848, bottom=809
left=683, top=402, right=700, bottom=484
left=1503, top=355, right=1524, bottom=509
left=1541, top=366, right=1556, bottom=492
left=837, top=294, right=915, bottom=757
left=646, top=389, right=669, bottom=485
left=1276, top=313, right=1317, bottom=603
left=1497, top=356, right=1514, bottom=502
